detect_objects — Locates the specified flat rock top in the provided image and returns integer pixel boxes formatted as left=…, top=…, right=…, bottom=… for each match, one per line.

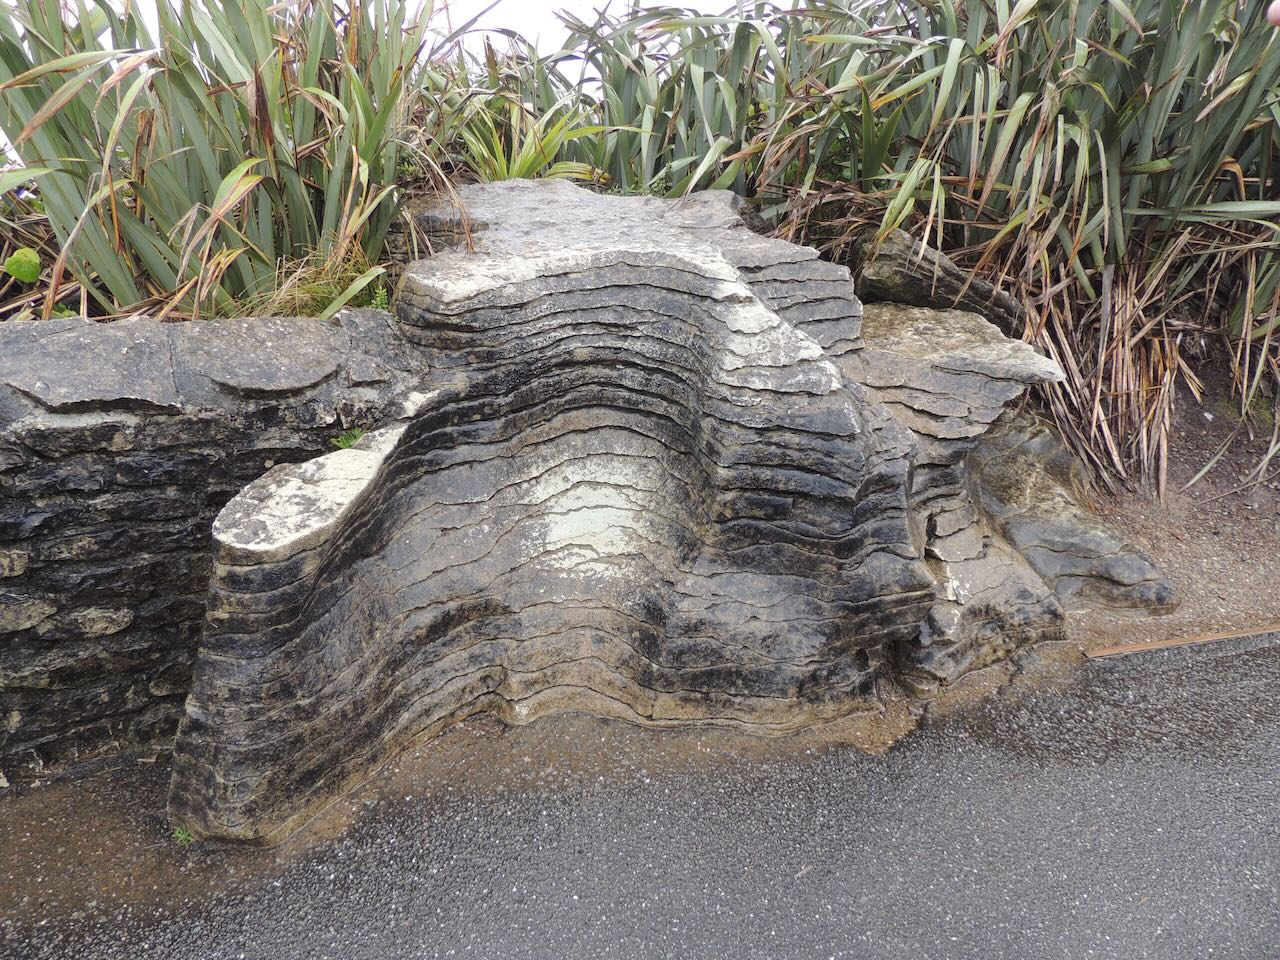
left=172, top=316, right=345, bottom=396
left=409, top=181, right=820, bottom=303
left=423, top=180, right=756, bottom=259
left=212, top=433, right=400, bottom=564
left=0, top=317, right=181, bottom=411
left=0, top=311, right=420, bottom=414
left=213, top=423, right=408, bottom=562
left=861, top=303, right=1063, bottom=385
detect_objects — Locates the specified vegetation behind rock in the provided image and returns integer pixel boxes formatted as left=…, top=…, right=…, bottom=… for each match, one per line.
left=1, top=0, right=1278, bottom=487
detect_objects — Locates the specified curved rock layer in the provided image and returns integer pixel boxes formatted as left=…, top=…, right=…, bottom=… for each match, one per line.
left=168, top=180, right=1173, bottom=843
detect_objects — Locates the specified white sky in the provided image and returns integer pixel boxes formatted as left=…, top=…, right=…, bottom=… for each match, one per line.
left=439, top=0, right=731, bottom=50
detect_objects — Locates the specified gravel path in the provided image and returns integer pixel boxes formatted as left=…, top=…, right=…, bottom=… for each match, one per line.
left=3, top=634, right=1277, bottom=960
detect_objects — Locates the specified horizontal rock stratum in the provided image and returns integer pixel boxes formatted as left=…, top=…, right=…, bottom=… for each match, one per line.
left=166, top=180, right=1173, bottom=843
left=0, top=311, right=421, bottom=773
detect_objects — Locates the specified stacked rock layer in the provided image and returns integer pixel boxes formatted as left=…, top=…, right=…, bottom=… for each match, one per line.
left=157, top=181, right=1174, bottom=843
left=0, top=311, right=422, bottom=772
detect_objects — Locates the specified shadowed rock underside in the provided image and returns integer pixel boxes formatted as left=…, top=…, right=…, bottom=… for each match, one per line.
left=167, top=181, right=1173, bottom=843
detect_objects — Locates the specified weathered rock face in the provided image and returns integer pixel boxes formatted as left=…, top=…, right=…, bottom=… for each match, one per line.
left=970, top=412, right=1177, bottom=613
left=849, top=303, right=1070, bottom=690
left=163, top=180, right=1173, bottom=843
left=0, top=180, right=1174, bottom=840
left=0, top=312, right=423, bottom=772
left=850, top=228, right=1027, bottom=337
left=168, top=185, right=936, bottom=842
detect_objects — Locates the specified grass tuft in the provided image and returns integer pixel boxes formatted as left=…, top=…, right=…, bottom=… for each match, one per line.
left=232, top=245, right=386, bottom=322
left=331, top=428, right=366, bottom=450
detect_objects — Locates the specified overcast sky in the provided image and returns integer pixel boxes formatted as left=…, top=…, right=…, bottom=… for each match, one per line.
left=439, top=0, right=729, bottom=49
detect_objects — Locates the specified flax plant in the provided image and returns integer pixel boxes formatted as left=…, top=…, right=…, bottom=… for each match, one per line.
left=0, top=0, right=439, bottom=320
left=3, top=0, right=1279, bottom=487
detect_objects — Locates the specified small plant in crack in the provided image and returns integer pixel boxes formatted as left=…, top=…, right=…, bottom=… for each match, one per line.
left=331, top=428, right=366, bottom=450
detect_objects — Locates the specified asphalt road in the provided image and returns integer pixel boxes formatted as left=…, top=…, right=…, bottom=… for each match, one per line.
left=3, top=634, right=1277, bottom=960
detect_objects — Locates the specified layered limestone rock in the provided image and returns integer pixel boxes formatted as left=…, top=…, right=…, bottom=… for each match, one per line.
left=169, top=185, right=936, bottom=842
left=970, top=412, right=1176, bottom=612
left=0, top=311, right=423, bottom=772
left=166, top=180, right=1173, bottom=843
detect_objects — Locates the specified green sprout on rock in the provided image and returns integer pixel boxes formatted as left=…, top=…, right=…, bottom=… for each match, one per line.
left=331, top=428, right=366, bottom=450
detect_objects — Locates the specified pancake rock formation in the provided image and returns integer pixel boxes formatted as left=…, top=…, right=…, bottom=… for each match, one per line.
left=0, top=311, right=421, bottom=773
left=168, top=180, right=1173, bottom=843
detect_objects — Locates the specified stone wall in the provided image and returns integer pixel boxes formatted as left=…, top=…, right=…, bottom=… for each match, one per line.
left=0, top=311, right=423, bottom=777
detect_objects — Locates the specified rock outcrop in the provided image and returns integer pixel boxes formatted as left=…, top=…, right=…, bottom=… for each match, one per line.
left=850, top=228, right=1027, bottom=337
left=0, top=178, right=1174, bottom=839
left=0, top=312, right=423, bottom=772
left=164, top=180, right=1174, bottom=843
left=168, top=185, right=935, bottom=842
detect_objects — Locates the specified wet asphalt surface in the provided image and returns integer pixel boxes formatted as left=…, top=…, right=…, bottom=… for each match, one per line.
left=2, top=634, right=1278, bottom=960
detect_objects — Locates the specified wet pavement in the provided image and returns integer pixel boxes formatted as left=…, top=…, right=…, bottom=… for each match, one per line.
left=2, top=633, right=1277, bottom=960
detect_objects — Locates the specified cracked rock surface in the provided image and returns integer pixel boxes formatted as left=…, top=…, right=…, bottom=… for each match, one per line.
left=165, top=180, right=1174, bottom=843
left=851, top=303, right=1072, bottom=690
left=971, top=412, right=1177, bottom=612
left=0, top=311, right=424, bottom=775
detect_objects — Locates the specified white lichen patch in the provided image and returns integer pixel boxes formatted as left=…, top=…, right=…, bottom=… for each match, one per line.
left=717, top=297, right=777, bottom=335
left=352, top=423, right=408, bottom=456
left=399, top=390, right=441, bottom=419
left=721, top=325, right=824, bottom=369
left=516, top=453, right=663, bottom=510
